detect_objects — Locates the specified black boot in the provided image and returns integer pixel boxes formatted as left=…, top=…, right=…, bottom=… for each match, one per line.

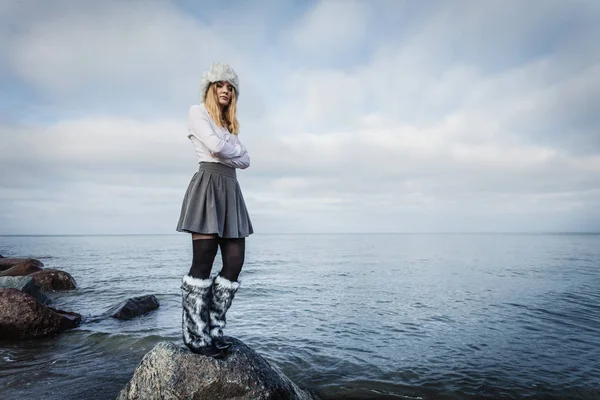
left=181, top=275, right=224, bottom=358
left=209, top=275, right=240, bottom=351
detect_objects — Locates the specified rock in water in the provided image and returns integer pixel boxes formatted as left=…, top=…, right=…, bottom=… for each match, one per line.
left=0, top=288, right=81, bottom=339
left=29, top=269, right=77, bottom=291
left=84, top=295, right=160, bottom=323
left=0, top=260, right=44, bottom=276
left=117, top=340, right=317, bottom=400
left=107, top=295, right=160, bottom=320
left=0, top=276, right=51, bottom=305
left=0, top=258, right=43, bottom=271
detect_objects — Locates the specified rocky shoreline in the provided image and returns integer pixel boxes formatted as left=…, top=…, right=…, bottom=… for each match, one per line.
left=0, top=254, right=318, bottom=400
left=0, top=255, right=159, bottom=339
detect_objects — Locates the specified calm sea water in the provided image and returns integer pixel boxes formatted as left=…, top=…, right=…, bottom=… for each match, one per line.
left=0, top=233, right=599, bottom=400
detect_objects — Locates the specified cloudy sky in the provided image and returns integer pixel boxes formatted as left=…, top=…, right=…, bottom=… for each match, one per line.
left=1, top=0, right=599, bottom=235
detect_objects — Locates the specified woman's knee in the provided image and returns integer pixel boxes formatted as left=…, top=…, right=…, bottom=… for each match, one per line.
left=192, top=238, right=219, bottom=259
left=219, top=238, right=245, bottom=280
left=223, top=251, right=244, bottom=269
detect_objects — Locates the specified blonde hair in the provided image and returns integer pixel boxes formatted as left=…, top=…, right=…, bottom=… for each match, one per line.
left=204, top=82, right=240, bottom=135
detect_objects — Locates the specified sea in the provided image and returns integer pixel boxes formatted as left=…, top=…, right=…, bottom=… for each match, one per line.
left=0, top=233, right=599, bottom=400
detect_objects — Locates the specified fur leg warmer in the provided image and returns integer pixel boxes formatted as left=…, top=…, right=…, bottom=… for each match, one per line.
left=181, top=275, right=213, bottom=352
left=209, top=275, right=240, bottom=338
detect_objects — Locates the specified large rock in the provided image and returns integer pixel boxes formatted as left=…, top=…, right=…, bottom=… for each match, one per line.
left=0, top=276, right=51, bottom=305
left=0, top=261, right=42, bottom=276
left=0, top=288, right=81, bottom=339
left=117, top=340, right=316, bottom=400
left=29, top=269, right=77, bottom=291
left=0, top=258, right=44, bottom=272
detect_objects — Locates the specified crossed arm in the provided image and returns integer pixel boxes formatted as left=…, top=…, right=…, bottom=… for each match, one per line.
left=188, top=105, right=250, bottom=169
left=212, top=136, right=251, bottom=169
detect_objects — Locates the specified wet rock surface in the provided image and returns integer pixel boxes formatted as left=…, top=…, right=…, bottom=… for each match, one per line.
left=0, top=257, right=44, bottom=272
left=29, top=269, right=77, bottom=291
left=117, top=339, right=316, bottom=400
left=0, top=288, right=81, bottom=339
left=0, top=260, right=44, bottom=276
left=0, top=276, right=51, bottom=305
left=86, top=295, right=161, bottom=323
left=106, top=295, right=160, bottom=320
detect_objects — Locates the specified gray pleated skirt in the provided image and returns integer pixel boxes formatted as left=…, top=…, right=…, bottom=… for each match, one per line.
left=176, top=162, right=253, bottom=238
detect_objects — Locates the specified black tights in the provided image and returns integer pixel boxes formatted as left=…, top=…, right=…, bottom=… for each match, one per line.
left=188, top=237, right=245, bottom=282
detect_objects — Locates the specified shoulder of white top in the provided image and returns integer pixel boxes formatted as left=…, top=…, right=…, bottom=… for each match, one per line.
left=189, top=103, right=207, bottom=114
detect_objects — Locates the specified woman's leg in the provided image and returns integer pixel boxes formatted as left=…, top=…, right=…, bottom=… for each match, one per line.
left=188, top=234, right=219, bottom=279
left=217, top=237, right=245, bottom=281
left=208, top=237, right=245, bottom=349
left=181, top=233, right=222, bottom=357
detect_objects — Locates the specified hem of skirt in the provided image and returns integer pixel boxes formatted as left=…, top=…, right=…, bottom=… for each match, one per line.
left=176, top=227, right=253, bottom=238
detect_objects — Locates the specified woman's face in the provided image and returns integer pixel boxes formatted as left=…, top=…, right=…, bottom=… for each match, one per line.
left=215, top=81, right=234, bottom=107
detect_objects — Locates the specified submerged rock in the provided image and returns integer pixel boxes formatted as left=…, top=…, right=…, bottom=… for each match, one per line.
left=117, top=339, right=316, bottom=400
left=0, top=257, right=43, bottom=271
left=29, top=269, right=77, bottom=291
left=0, top=288, right=81, bottom=339
left=106, top=295, right=160, bottom=320
left=0, top=260, right=43, bottom=276
left=0, top=276, right=51, bottom=305
left=85, top=295, right=161, bottom=323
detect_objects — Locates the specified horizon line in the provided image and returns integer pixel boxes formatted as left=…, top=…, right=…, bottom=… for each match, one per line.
left=1, top=231, right=599, bottom=237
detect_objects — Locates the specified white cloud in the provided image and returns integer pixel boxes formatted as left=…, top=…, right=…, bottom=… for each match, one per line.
left=1, top=0, right=599, bottom=234
left=0, top=117, right=190, bottom=173
left=4, top=0, right=250, bottom=113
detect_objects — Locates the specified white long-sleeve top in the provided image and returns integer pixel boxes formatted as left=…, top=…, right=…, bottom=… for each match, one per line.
left=187, top=104, right=250, bottom=169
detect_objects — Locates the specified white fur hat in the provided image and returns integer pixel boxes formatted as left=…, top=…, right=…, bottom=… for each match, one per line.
left=199, top=62, right=240, bottom=101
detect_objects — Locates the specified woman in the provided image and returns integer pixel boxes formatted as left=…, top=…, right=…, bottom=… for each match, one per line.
left=176, top=63, right=253, bottom=358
